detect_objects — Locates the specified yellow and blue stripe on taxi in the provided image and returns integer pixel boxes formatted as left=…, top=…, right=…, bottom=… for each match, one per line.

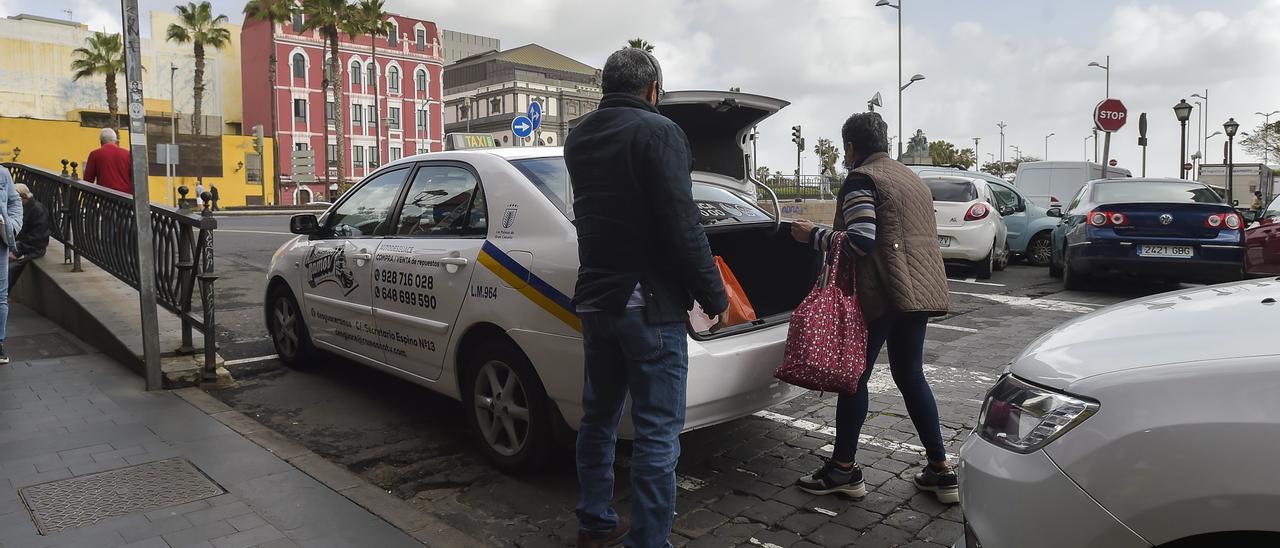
left=477, top=241, right=582, bottom=332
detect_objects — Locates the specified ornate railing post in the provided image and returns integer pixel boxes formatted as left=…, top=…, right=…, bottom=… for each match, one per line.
left=175, top=221, right=196, bottom=355
left=63, top=183, right=82, bottom=272
left=197, top=193, right=218, bottom=381
left=69, top=161, right=79, bottom=179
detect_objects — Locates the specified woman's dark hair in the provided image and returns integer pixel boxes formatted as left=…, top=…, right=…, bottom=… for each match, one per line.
left=841, top=112, right=890, bottom=155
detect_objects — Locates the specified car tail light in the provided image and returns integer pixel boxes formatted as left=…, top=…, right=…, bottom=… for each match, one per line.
left=1205, top=213, right=1243, bottom=229
left=1087, top=210, right=1127, bottom=227
left=977, top=375, right=1099, bottom=454
left=965, top=203, right=989, bottom=221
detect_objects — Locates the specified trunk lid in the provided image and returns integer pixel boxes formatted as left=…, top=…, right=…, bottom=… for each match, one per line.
left=934, top=202, right=975, bottom=228
left=1101, top=202, right=1237, bottom=239
left=658, top=91, right=790, bottom=198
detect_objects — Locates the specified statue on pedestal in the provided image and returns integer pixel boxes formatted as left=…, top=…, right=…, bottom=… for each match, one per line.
left=900, top=129, right=931, bottom=165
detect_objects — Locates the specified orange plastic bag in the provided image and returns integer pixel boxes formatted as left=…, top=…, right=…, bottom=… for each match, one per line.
left=715, top=256, right=757, bottom=326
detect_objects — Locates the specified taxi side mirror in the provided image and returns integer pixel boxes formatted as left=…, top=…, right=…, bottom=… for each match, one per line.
left=290, top=214, right=322, bottom=235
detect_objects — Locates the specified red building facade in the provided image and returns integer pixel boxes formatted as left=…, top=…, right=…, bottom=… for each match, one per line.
left=241, top=10, right=445, bottom=205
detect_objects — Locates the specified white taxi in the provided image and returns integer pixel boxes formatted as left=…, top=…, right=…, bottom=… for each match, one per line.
left=264, top=91, right=816, bottom=470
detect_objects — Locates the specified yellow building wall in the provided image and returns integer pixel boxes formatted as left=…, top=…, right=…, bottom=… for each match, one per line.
left=0, top=117, right=275, bottom=207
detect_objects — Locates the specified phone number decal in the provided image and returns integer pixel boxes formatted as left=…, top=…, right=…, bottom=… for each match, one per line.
left=375, top=286, right=438, bottom=309
left=374, top=269, right=434, bottom=290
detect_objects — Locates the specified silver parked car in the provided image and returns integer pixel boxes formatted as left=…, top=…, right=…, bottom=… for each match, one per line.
left=957, top=278, right=1280, bottom=548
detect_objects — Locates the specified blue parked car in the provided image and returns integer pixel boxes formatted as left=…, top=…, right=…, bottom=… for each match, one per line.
left=1049, top=178, right=1246, bottom=289
left=911, top=167, right=1059, bottom=265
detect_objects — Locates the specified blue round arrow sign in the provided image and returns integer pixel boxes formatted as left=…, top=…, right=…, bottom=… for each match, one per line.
left=527, top=101, right=543, bottom=130
left=511, top=115, right=534, bottom=138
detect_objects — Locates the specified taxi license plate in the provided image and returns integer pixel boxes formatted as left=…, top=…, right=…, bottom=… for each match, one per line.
left=938, top=236, right=950, bottom=247
left=1137, top=245, right=1193, bottom=258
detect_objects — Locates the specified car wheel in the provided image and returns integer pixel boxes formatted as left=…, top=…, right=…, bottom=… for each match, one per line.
left=1027, top=232, right=1054, bottom=267
left=462, top=338, right=553, bottom=471
left=267, top=287, right=316, bottom=368
left=1063, top=260, right=1087, bottom=290
left=973, top=245, right=995, bottom=279
left=995, top=242, right=1011, bottom=271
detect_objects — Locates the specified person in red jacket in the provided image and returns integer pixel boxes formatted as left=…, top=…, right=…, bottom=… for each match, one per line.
left=83, top=128, right=133, bottom=194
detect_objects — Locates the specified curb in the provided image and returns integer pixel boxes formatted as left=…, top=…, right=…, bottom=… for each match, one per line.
left=172, top=387, right=482, bottom=547
left=215, top=209, right=326, bottom=216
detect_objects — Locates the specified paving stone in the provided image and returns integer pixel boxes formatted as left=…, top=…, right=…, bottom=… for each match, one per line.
left=853, top=523, right=914, bottom=547
left=698, top=521, right=764, bottom=546
left=906, top=492, right=949, bottom=517
left=708, top=494, right=760, bottom=517
left=779, top=510, right=831, bottom=536
left=225, top=512, right=268, bottom=532
left=160, top=520, right=237, bottom=547
left=883, top=509, right=931, bottom=534
left=183, top=501, right=254, bottom=526
left=917, top=518, right=964, bottom=545
left=861, top=466, right=894, bottom=487
left=871, top=457, right=912, bottom=475
left=901, top=542, right=948, bottom=548
left=792, top=542, right=822, bottom=548
left=739, top=500, right=796, bottom=526
left=210, top=524, right=285, bottom=548
left=673, top=508, right=729, bottom=538
left=769, top=486, right=817, bottom=508
left=748, top=528, right=803, bottom=548
left=785, top=436, right=827, bottom=450
left=832, top=507, right=882, bottom=531
left=118, top=515, right=194, bottom=543
left=851, top=491, right=901, bottom=515
left=941, top=504, right=965, bottom=522
left=807, top=522, right=862, bottom=548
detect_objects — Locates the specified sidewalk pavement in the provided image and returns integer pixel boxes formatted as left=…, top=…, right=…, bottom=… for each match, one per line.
left=0, top=303, right=442, bottom=548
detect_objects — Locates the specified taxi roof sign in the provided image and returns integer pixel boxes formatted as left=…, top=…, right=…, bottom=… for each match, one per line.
left=445, top=133, right=498, bottom=151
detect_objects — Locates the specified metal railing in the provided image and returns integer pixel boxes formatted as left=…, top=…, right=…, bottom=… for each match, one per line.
left=4, top=163, right=219, bottom=379
left=759, top=174, right=838, bottom=201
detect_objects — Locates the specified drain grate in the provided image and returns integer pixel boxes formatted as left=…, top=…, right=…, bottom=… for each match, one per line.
left=19, top=458, right=225, bottom=534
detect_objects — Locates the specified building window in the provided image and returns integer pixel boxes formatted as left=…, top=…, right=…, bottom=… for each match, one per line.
left=368, top=146, right=378, bottom=167
left=367, top=105, right=377, bottom=127
left=325, top=101, right=335, bottom=125
left=352, top=104, right=363, bottom=127
left=367, top=64, right=375, bottom=88
left=350, top=61, right=362, bottom=86
left=489, top=97, right=502, bottom=115
left=291, top=53, right=306, bottom=78
left=291, top=13, right=303, bottom=33
left=417, top=108, right=428, bottom=134
left=353, top=145, right=364, bottom=168
left=294, top=142, right=308, bottom=151
left=293, top=98, right=307, bottom=121
left=389, top=146, right=401, bottom=162
left=326, top=143, right=338, bottom=167
left=387, top=23, right=398, bottom=47
left=387, top=67, right=400, bottom=92
left=415, top=28, right=425, bottom=51
left=414, top=70, right=426, bottom=94
left=388, top=106, right=400, bottom=129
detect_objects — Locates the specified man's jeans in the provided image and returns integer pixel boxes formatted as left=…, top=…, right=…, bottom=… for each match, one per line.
left=576, top=308, right=688, bottom=548
left=0, top=247, right=10, bottom=342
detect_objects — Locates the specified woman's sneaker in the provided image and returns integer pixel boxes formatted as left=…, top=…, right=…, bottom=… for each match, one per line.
left=797, top=461, right=867, bottom=498
left=914, top=465, right=960, bottom=504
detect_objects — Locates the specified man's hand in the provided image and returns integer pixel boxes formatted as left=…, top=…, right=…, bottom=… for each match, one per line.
left=709, top=314, right=729, bottom=333
left=7, top=251, right=16, bottom=260
left=790, top=219, right=816, bottom=243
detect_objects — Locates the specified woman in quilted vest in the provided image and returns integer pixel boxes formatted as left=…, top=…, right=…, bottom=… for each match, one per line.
left=788, top=112, right=957, bottom=504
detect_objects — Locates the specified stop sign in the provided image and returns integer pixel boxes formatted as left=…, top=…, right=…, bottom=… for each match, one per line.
left=1183, top=162, right=1193, bottom=172
left=1095, top=99, right=1128, bottom=133
left=1109, top=159, right=1118, bottom=167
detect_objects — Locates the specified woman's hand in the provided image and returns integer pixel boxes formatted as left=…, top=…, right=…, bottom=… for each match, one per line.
left=790, top=219, right=816, bottom=243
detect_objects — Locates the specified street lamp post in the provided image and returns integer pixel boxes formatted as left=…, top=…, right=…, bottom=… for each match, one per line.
left=972, top=137, right=980, bottom=169
left=1084, top=134, right=1092, bottom=161
left=1044, top=132, right=1054, bottom=160
left=1193, top=100, right=1203, bottom=173
left=1256, top=110, right=1279, bottom=166
left=1088, top=55, right=1110, bottom=97
left=997, top=121, right=1007, bottom=174
left=1225, top=118, right=1240, bottom=206
left=1192, top=90, right=1209, bottom=163
left=1174, top=99, right=1193, bottom=179
left=876, top=0, right=913, bottom=158
left=169, top=63, right=178, bottom=207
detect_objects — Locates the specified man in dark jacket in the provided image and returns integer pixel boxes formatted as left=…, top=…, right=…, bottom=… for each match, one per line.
left=565, top=48, right=727, bottom=548
left=9, top=184, right=49, bottom=290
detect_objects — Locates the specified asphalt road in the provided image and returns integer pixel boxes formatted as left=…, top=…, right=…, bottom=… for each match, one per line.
left=204, top=223, right=1186, bottom=547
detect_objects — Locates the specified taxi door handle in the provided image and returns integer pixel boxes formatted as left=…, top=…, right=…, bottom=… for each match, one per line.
left=351, top=252, right=373, bottom=261
left=440, top=257, right=469, bottom=266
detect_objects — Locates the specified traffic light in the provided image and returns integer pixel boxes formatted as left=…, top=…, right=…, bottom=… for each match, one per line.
left=791, top=125, right=802, bottom=147
left=252, top=124, right=264, bottom=156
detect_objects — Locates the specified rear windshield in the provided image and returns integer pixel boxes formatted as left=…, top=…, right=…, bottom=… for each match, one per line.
left=925, top=179, right=977, bottom=202
left=510, top=157, right=569, bottom=214
left=1090, top=182, right=1222, bottom=204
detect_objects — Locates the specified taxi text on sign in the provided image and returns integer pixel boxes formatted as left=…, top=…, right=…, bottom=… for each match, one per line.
left=1094, top=98, right=1128, bottom=133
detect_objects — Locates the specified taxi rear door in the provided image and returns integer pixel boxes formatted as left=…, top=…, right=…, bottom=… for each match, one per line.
left=371, top=161, right=489, bottom=380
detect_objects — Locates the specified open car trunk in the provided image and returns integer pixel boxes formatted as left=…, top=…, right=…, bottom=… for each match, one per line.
left=693, top=222, right=824, bottom=339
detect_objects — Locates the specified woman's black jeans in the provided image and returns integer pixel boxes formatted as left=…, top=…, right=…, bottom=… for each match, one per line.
left=831, top=312, right=948, bottom=463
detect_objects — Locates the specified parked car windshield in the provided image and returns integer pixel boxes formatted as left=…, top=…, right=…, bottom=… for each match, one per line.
left=1090, top=182, right=1222, bottom=204
left=510, top=157, right=570, bottom=215
left=925, top=179, right=978, bottom=202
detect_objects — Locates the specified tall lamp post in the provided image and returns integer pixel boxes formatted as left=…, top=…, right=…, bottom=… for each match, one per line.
left=876, top=0, right=911, bottom=158
left=1256, top=110, right=1279, bottom=167
left=1225, top=118, right=1239, bottom=205
left=1084, top=134, right=1093, bottom=161
left=1088, top=56, right=1109, bottom=161
left=1193, top=100, right=1203, bottom=173
left=1174, top=99, right=1193, bottom=179
left=169, top=63, right=178, bottom=206
left=997, top=121, right=1007, bottom=173
left=1192, top=90, right=1209, bottom=163
left=1044, top=132, right=1054, bottom=160
left=972, top=137, right=980, bottom=169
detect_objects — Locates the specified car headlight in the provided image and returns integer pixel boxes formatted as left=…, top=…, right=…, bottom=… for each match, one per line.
left=977, top=375, right=1099, bottom=454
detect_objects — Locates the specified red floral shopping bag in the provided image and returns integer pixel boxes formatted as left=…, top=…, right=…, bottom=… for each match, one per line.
left=775, top=233, right=868, bottom=394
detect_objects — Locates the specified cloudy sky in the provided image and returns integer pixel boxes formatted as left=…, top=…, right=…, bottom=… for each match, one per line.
left=8, top=0, right=1279, bottom=176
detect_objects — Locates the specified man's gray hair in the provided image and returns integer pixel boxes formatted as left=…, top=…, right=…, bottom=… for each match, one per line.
left=13, top=183, right=30, bottom=199
left=602, top=48, right=662, bottom=98
left=100, top=127, right=118, bottom=144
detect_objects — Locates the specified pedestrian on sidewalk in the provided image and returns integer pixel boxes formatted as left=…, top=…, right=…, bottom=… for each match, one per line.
left=565, top=48, right=728, bottom=548
left=789, top=112, right=958, bottom=504
left=210, top=184, right=220, bottom=211
left=8, top=183, right=49, bottom=290
left=83, top=128, right=133, bottom=194
left=195, top=182, right=206, bottom=208
left=0, top=168, right=24, bottom=364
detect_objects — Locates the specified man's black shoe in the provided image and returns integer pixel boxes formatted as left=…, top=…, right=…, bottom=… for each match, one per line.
left=577, top=517, right=628, bottom=548
left=914, top=464, right=960, bottom=504
left=797, top=460, right=867, bottom=498
left=0, top=343, right=9, bottom=365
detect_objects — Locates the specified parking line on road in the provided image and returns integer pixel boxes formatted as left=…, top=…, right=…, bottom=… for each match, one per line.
left=219, top=229, right=295, bottom=236
left=948, top=278, right=1006, bottom=287
left=928, top=323, right=978, bottom=333
left=749, top=538, right=786, bottom=548
left=753, top=410, right=930, bottom=456
left=950, top=291, right=1097, bottom=313
left=223, top=354, right=279, bottom=366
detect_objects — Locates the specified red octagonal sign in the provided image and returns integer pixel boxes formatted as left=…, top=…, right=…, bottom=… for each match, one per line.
left=1095, top=98, right=1128, bottom=133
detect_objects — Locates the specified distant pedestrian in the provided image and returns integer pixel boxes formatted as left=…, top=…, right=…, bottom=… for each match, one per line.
left=195, top=182, right=205, bottom=208
left=1252, top=191, right=1264, bottom=214
left=8, top=184, right=49, bottom=290
left=0, top=169, right=25, bottom=364
left=566, top=48, right=727, bottom=548
left=790, top=112, right=957, bottom=504
left=209, top=184, right=220, bottom=211
left=83, top=128, right=133, bottom=194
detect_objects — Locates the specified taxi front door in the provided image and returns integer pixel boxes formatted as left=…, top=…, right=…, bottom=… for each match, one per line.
left=372, top=162, right=488, bottom=380
left=300, top=166, right=411, bottom=363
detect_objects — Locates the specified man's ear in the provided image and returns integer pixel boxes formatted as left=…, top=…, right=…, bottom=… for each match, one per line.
left=647, top=81, right=659, bottom=105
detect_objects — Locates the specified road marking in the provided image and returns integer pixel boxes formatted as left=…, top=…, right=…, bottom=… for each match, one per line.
left=748, top=538, right=786, bottom=548
left=753, top=410, right=929, bottom=455
left=948, top=278, right=1006, bottom=287
left=223, top=354, right=279, bottom=366
left=866, top=364, right=994, bottom=402
left=928, top=323, right=978, bottom=333
left=219, top=229, right=294, bottom=236
left=812, top=507, right=839, bottom=517
left=950, top=291, right=1097, bottom=313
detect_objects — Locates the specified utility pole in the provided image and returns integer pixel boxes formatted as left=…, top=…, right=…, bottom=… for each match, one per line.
left=997, top=121, right=1007, bottom=174
left=791, top=125, right=804, bottom=199
left=972, top=137, right=980, bottom=170
left=121, top=0, right=163, bottom=390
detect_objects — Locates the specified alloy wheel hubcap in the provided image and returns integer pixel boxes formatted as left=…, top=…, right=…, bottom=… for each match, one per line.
left=474, top=360, right=530, bottom=457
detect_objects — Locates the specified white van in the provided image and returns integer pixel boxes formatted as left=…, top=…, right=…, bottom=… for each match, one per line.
left=1014, top=161, right=1131, bottom=208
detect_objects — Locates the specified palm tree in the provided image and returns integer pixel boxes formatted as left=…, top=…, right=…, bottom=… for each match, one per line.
left=627, top=38, right=654, bottom=52
left=303, top=0, right=352, bottom=189
left=243, top=0, right=296, bottom=204
left=349, top=0, right=394, bottom=165
left=166, top=1, right=232, bottom=138
left=70, top=32, right=126, bottom=129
